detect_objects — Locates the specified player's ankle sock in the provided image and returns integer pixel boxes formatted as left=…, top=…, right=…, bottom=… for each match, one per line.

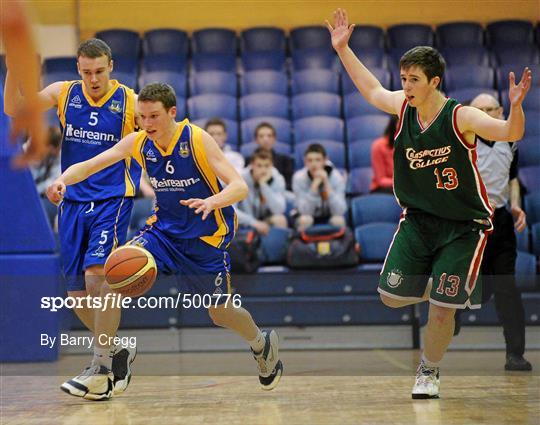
left=249, top=329, right=265, bottom=354
left=421, top=354, right=440, bottom=368
left=92, top=346, right=112, bottom=370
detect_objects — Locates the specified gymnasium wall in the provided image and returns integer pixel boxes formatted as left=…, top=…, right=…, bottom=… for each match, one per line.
left=29, top=0, right=539, bottom=39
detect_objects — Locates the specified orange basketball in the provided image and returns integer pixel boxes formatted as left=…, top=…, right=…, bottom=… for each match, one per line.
left=104, top=245, right=157, bottom=298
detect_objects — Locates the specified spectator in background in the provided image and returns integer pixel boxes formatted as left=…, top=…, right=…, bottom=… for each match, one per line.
left=370, top=115, right=398, bottom=193
left=467, top=93, right=531, bottom=371
left=236, top=147, right=287, bottom=235
left=249, top=122, right=294, bottom=189
left=205, top=118, right=244, bottom=173
left=293, top=143, right=346, bottom=231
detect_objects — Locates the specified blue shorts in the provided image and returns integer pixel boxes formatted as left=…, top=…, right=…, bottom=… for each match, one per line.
left=129, top=225, right=232, bottom=304
left=59, top=197, right=133, bottom=291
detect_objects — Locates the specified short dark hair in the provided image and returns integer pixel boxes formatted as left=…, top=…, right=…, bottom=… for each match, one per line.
left=138, top=83, right=176, bottom=110
left=399, top=46, right=445, bottom=89
left=304, top=143, right=327, bottom=158
left=205, top=118, right=227, bottom=132
left=254, top=122, right=276, bottom=139
left=77, top=38, right=112, bottom=62
left=251, top=147, right=273, bottom=163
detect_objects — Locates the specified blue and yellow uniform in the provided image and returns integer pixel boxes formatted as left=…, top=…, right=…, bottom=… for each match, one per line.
left=130, top=119, right=237, bottom=301
left=57, top=80, right=140, bottom=290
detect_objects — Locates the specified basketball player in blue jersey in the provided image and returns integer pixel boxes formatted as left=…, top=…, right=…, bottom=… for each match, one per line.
left=48, top=82, right=284, bottom=396
left=327, top=9, right=532, bottom=399
left=4, top=39, right=140, bottom=400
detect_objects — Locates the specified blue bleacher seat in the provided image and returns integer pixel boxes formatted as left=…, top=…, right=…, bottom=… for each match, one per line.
left=141, top=54, right=187, bottom=73
left=193, top=118, right=239, bottom=145
left=349, top=48, right=386, bottom=68
left=43, top=57, right=77, bottom=74
left=493, top=45, right=540, bottom=66
left=519, top=166, right=540, bottom=191
left=344, top=91, right=385, bottom=118
left=436, top=22, right=484, bottom=47
left=346, top=115, right=390, bottom=142
left=444, top=65, right=495, bottom=91
left=289, top=26, right=331, bottom=51
left=355, top=222, right=397, bottom=262
left=190, top=71, right=237, bottom=96
left=348, top=167, right=373, bottom=195
left=487, top=20, right=535, bottom=46
left=95, top=29, right=140, bottom=59
left=241, top=27, right=286, bottom=52
left=192, top=53, right=236, bottom=73
left=387, top=24, right=434, bottom=49
left=291, top=48, right=338, bottom=71
left=351, top=194, right=402, bottom=226
left=241, top=141, right=291, bottom=157
left=240, top=70, right=288, bottom=96
left=42, top=71, right=79, bottom=87
left=111, top=71, right=137, bottom=89
left=440, top=46, right=491, bottom=67
left=447, top=88, right=498, bottom=104
left=349, top=25, right=385, bottom=50
left=291, top=93, right=341, bottom=119
left=191, top=28, right=237, bottom=54
left=497, top=64, right=540, bottom=90
left=387, top=47, right=410, bottom=68
left=515, top=227, right=530, bottom=252
left=524, top=193, right=540, bottom=224
left=139, top=70, right=186, bottom=97
left=342, top=68, right=391, bottom=94
left=187, top=94, right=237, bottom=121
left=291, top=69, right=339, bottom=95
left=241, top=50, right=286, bottom=72
left=142, top=29, right=188, bottom=56
left=537, top=24, right=540, bottom=46
left=176, top=98, right=187, bottom=120
left=294, top=116, right=344, bottom=143
left=294, top=140, right=345, bottom=169
left=525, top=111, right=540, bottom=135
left=348, top=139, right=373, bottom=168
left=501, top=87, right=540, bottom=113
left=240, top=93, right=289, bottom=120
left=517, top=137, right=540, bottom=167
left=532, top=222, right=540, bottom=256
left=112, top=56, right=138, bottom=74
left=516, top=250, right=537, bottom=290
left=241, top=117, right=292, bottom=144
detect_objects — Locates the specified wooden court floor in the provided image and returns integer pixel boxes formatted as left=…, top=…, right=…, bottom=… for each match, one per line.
left=1, top=350, right=539, bottom=425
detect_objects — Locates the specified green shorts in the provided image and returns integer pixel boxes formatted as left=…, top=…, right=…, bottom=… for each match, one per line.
left=378, top=212, right=490, bottom=309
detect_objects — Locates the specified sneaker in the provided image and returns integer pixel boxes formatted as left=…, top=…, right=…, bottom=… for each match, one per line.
left=60, top=365, right=113, bottom=401
left=111, top=346, right=137, bottom=394
left=412, top=363, right=440, bottom=399
left=505, top=354, right=532, bottom=371
left=251, top=329, right=283, bottom=391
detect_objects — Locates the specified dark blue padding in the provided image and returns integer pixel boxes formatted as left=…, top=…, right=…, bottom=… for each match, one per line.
left=349, top=25, right=385, bottom=50
left=0, top=254, right=61, bottom=361
left=524, top=193, right=540, bottom=224
left=342, top=67, right=390, bottom=94
left=291, top=69, right=340, bottom=95
left=240, top=93, right=290, bottom=120
left=515, top=251, right=538, bottom=290
left=348, top=139, right=373, bottom=168
left=439, top=46, right=491, bottom=67
left=139, top=70, right=187, bottom=98
left=436, top=22, right=484, bottom=47
left=0, top=158, right=55, bottom=253
left=191, top=53, right=237, bottom=73
left=351, top=194, right=402, bottom=227
left=291, top=48, right=338, bottom=71
left=291, top=93, right=341, bottom=120
left=241, top=70, right=288, bottom=96
left=190, top=71, right=238, bottom=97
left=354, top=222, right=397, bottom=262
left=241, top=50, right=287, bottom=72
left=289, top=26, right=332, bottom=51
left=347, top=167, right=373, bottom=195
left=95, top=29, right=140, bottom=60
left=387, top=24, right=434, bottom=49
left=343, top=91, right=385, bottom=118
left=241, top=27, right=286, bottom=53
left=486, top=20, right=534, bottom=47
left=142, top=29, right=189, bottom=57
left=43, top=57, right=78, bottom=74
left=191, top=28, right=237, bottom=55
left=187, top=94, right=238, bottom=121
left=444, top=65, right=495, bottom=91
left=346, top=115, right=390, bottom=142
left=141, top=54, right=188, bottom=74
left=294, top=116, right=344, bottom=144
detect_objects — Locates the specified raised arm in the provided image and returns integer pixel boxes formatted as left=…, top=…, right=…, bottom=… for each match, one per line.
left=457, top=68, right=532, bottom=142
left=326, top=8, right=404, bottom=115
left=180, top=130, right=248, bottom=220
left=46, top=132, right=137, bottom=204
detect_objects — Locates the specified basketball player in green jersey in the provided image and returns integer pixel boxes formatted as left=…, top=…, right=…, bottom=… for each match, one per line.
left=327, top=9, right=532, bottom=399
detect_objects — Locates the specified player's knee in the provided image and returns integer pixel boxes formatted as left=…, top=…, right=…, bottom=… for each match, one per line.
left=428, top=305, right=456, bottom=326
left=380, top=294, right=403, bottom=308
left=85, top=265, right=106, bottom=297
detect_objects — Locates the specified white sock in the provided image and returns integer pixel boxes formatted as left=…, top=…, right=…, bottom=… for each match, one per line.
left=92, top=346, right=112, bottom=370
left=248, top=329, right=265, bottom=354
left=421, top=353, right=440, bottom=368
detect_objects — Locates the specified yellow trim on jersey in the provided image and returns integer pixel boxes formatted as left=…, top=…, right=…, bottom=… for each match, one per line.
left=57, top=81, right=77, bottom=128
left=131, top=131, right=149, bottom=169
left=123, top=157, right=136, bottom=197
left=121, top=85, right=136, bottom=138
left=190, top=124, right=230, bottom=248
left=152, top=119, right=189, bottom=157
left=81, top=79, right=120, bottom=107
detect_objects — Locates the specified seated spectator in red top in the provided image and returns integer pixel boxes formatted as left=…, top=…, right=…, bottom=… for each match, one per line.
left=370, top=115, right=398, bottom=194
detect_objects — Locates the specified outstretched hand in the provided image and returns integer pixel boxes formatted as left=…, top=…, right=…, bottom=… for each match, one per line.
left=325, top=8, right=355, bottom=51
left=180, top=198, right=215, bottom=221
left=508, top=67, right=532, bottom=107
